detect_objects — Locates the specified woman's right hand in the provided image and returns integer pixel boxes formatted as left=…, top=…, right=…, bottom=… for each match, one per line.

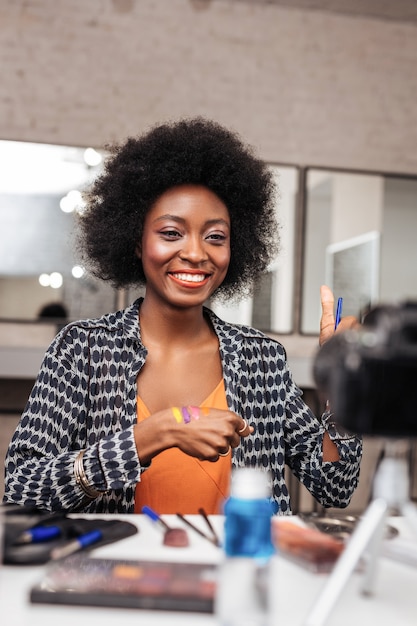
left=134, top=407, right=253, bottom=464
left=174, top=407, right=252, bottom=461
left=319, top=285, right=358, bottom=345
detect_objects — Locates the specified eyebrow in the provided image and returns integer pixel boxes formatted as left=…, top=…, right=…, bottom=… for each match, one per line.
left=153, top=214, right=230, bottom=228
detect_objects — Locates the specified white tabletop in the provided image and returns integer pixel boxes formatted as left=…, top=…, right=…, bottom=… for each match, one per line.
left=1, top=513, right=416, bottom=626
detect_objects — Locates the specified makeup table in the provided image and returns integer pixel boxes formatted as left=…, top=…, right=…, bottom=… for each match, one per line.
left=1, top=514, right=416, bottom=626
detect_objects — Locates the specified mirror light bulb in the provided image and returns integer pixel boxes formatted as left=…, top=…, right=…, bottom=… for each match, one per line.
left=84, top=147, right=102, bottom=167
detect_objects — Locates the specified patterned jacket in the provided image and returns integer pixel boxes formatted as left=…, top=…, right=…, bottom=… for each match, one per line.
left=3, top=299, right=362, bottom=514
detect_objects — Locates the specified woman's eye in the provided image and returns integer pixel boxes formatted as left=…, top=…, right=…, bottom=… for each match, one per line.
left=207, top=233, right=227, bottom=242
left=161, top=229, right=181, bottom=239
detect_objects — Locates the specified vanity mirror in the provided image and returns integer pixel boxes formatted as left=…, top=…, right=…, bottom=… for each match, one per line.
left=0, top=140, right=117, bottom=321
left=2, top=141, right=416, bottom=339
left=301, top=168, right=417, bottom=334
left=0, top=145, right=299, bottom=329
left=211, top=164, right=299, bottom=334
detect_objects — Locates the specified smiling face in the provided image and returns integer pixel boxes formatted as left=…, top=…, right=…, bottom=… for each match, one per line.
left=138, top=184, right=231, bottom=310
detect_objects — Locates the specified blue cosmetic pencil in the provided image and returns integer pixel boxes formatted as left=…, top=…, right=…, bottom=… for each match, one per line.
left=50, top=529, right=103, bottom=560
left=334, top=297, right=343, bottom=330
left=17, top=525, right=62, bottom=544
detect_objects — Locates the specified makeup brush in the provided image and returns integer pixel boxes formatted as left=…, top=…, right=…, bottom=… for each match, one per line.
left=142, top=505, right=189, bottom=547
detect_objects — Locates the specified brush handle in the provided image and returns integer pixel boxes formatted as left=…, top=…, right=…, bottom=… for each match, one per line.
left=142, top=505, right=171, bottom=531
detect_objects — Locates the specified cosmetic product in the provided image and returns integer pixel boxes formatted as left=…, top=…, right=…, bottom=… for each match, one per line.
left=199, top=507, right=222, bottom=547
left=215, top=467, right=275, bottom=626
left=142, top=505, right=189, bottom=547
left=50, top=529, right=103, bottom=560
left=176, top=513, right=220, bottom=547
left=334, top=297, right=343, bottom=330
left=16, top=525, right=61, bottom=544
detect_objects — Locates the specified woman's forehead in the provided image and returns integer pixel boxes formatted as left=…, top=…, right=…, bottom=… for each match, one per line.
left=147, top=184, right=230, bottom=224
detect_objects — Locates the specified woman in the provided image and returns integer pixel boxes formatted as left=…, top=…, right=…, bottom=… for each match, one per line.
left=3, top=118, right=362, bottom=515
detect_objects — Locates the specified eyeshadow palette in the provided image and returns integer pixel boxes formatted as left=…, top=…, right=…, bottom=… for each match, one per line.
left=30, top=554, right=217, bottom=613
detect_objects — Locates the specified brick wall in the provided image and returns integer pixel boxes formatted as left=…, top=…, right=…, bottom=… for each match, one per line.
left=0, top=0, right=416, bottom=174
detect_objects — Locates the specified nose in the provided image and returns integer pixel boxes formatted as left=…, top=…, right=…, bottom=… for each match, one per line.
left=179, top=234, right=208, bottom=264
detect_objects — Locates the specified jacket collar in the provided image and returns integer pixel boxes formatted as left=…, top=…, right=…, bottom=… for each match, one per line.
left=120, top=297, right=254, bottom=368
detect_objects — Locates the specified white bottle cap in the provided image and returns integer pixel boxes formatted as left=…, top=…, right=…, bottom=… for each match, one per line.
left=230, top=467, right=271, bottom=499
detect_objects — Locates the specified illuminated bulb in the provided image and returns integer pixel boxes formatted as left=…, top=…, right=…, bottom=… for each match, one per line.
left=49, top=272, right=63, bottom=289
left=72, top=265, right=84, bottom=278
left=60, top=195, right=73, bottom=213
left=67, top=189, right=83, bottom=203
left=39, top=273, right=50, bottom=287
left=84, top=147, right=102, bottom=167
left=60, top=189, right=84, bottom=213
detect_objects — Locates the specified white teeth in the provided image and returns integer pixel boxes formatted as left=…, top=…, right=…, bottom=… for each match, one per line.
left=172, top=273, right=206, bottom=283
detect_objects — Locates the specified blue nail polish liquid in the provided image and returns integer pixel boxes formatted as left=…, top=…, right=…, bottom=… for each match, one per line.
left=216, top=468, right=276, bottom=626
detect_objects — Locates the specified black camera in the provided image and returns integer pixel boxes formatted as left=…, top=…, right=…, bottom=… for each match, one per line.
left=313, top=301, right=417, bottom=437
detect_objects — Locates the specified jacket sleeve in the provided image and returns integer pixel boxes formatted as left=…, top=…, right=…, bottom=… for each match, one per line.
left=282, top=367, right=363, bottom=508
left=2, top=326, right=142, bottom=512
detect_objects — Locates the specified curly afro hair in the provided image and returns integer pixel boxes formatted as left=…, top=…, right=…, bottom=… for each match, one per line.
left=78, top=117, right=279, bottom=301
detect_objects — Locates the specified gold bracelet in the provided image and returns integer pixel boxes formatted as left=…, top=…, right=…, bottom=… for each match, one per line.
left=74, top=449, right=103, bottom=499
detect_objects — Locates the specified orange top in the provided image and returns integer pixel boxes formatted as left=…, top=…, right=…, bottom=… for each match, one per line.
left=134, top=380, right=231, bottom=514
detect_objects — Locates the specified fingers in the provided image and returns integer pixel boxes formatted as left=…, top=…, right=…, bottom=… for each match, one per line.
left=320, top=284, right=334, bottom=309
left=319, top=284, right=336, bottom=346
left=227, top=419, right=253, bottom=453
left=173, top=407, right=253, bottom=462
left=320, top=285, right=335, bottom=324
left=215, top=421, right=250, bottom=460
left=337, top=315, right=359, bottom=332
left=195, top=408, right=253, bottom=440
left=319, top=285, right=360, bottom=345
left=237, top=418, right=252, bottom=437
left=202, top=414, right=253, bottom=461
